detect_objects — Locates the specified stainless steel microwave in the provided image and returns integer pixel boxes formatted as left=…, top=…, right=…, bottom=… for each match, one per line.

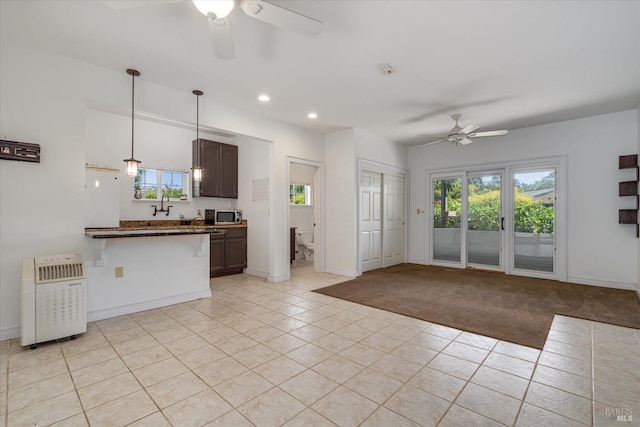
left=205, top=209, right=242, bottom=225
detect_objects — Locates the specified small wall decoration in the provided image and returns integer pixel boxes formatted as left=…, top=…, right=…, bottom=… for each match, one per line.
left=0, top=139, right=41, bottom=163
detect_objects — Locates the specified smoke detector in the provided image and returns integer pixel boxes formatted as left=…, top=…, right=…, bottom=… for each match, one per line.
left=378, top=63, right=394, bottom=75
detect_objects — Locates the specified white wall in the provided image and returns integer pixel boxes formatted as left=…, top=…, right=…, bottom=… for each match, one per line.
left=234, top=135, right=272, bottom=277
left=324, top=128, right=408, bottom=276
left=354, top=128, right=408, bottom=169
left=84, top=109, right=273, bottom=277
left=0, top=39, right=324, bottom=339
left=637, top=106, right=640, bottom=297
left=85, top=108, right=239, bottom=219
left=84, top=235, right=211, bottom=322
left=324, top=129, right=358, bottom=276
left=408, top=110, right=639, bottom=289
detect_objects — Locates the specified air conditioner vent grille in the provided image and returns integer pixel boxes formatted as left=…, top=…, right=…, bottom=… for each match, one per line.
left=37, top=262, right=85, bottom=283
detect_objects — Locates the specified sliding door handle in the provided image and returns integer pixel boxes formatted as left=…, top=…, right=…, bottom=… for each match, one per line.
left=501, top=217, right=505, bottom=231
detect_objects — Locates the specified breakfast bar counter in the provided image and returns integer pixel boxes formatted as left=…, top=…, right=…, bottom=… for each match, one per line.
left=85, top=219, right=248, bottom=238
left=81, top=219, right=247, bottom=325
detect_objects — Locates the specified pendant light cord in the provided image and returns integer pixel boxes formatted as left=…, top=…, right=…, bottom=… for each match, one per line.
left=193, top=90, right=203, bottom=169
left=131, top=71, right=135, bottom=158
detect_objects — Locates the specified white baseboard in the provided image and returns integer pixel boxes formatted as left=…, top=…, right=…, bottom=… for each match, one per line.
left=244, top=268, right=268, bottom=279
left=268, top=273, right=289, bottom=283
left=323, top=267, right=358, bottom=278
left=87, top=289, right=212, bottom=323
left=567, top=276, right=636, bottom=291
left=409, top=258, right=427, bottom=265
left=0, top=325, right=21, bottom=342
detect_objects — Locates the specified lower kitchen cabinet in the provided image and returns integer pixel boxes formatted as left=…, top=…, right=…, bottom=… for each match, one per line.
left=210, top=227, right=247, bottom=277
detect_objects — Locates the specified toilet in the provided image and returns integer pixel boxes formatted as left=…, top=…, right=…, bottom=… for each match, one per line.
left=295, top=233, right=314, bottom=261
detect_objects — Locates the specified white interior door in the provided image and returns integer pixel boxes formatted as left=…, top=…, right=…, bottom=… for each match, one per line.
left=383, top=174, right=405, bottom=267
left=360, top=171, right=383, bottom=272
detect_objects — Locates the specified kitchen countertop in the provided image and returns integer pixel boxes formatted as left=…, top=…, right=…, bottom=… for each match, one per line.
left=85, top=219, right=247, bottom=239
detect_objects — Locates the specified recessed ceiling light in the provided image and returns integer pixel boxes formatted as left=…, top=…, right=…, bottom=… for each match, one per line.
left=307, top=112, right=318, bottom=119
left=258, top=94, right=270, bottom=102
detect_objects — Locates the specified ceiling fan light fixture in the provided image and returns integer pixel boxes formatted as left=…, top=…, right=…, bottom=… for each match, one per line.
left=192, top=0, right=235, bottom=19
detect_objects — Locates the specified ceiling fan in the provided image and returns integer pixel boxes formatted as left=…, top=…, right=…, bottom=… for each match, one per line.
left=100, top=0, right=323, bottom=60
left=419, top=114, right=508, bottom=147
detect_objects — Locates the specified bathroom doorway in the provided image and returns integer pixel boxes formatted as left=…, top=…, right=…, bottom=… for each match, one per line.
left=287, top=158, right=324, bottom=275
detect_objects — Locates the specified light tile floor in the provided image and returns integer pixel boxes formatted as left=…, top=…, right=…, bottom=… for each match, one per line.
left=1, top=261, right=639, bottom=426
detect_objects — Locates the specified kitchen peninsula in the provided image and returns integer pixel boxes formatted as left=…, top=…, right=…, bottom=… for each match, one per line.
left=83, top=220, right=247, bottom=323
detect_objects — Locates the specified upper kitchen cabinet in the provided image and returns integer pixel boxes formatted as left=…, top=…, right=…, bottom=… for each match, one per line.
left=193, top=138, right=238, bottom=199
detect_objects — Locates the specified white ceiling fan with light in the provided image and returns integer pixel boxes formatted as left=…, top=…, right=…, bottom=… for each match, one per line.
left=100, top=0, right=323, bottom=60
left=419, top=114, right=509, bottom=147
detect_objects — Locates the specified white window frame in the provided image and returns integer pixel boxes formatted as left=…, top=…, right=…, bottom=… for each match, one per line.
left=426, top=155, right=567, bottom=282
left=134, top=166, right=190, bottom=201
left=289, top=183, right=312, bottom=206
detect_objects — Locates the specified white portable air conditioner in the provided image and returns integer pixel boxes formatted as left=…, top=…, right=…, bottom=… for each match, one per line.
left=21, top=253, right=87, bottom=349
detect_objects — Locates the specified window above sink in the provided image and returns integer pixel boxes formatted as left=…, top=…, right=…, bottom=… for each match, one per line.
left=134, top=167, right=190, bottom=201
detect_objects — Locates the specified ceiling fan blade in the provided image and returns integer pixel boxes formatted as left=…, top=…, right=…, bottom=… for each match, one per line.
left=239, top=0, right=323, bottom=38
left=459, top=124, right=479, bottom=135
left=458, top=137, right=473, bottom=145
left=468, top=130, right=509, bottom=138
left=98, top=0, right=182, bottom=10
left=208, top=17, right=235, bottom=60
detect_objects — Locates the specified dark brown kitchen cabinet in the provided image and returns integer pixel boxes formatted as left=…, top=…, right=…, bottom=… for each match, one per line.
left=209, top=232, right=226, bottom=276
left=210, top=227, right=247, bottom=277
left=220, top=143, right=238, bottom=198
left=193, top=138, right=238, bottom=199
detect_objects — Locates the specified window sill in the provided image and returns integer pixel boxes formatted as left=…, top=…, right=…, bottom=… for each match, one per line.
left=132, top=199, right=191, bottom=203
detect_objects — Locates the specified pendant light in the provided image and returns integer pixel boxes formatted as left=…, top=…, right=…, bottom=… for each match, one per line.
left=192, top=89, right=204, bottom=182
left=123, top=68, right=141, bottom=176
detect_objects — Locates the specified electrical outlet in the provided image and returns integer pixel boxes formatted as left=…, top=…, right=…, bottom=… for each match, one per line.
left=115, top=267, right=124, bottom=278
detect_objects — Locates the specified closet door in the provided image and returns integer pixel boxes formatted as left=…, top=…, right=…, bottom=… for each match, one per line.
left=383, top=174, right=405, bottom=267
left=360, top=171, right=383, bottom=272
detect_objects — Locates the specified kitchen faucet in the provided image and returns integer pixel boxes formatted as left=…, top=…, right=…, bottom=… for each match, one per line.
left=151, top=193, right=172, bottom=216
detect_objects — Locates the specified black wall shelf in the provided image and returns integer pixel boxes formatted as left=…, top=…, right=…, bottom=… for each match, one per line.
left=618, top=154, right=639, bottom=238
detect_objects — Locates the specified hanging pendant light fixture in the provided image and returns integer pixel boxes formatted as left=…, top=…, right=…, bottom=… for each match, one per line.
left=192, top=89, right=204, bottom=182
left=123, top=68, right=141, bottom=177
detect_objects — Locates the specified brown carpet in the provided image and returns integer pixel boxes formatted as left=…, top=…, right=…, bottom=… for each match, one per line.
left=313, top=264, right=640, bottom=349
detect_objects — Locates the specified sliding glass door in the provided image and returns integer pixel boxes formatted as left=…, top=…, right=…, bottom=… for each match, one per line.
left=432, top=176, right=462, bottom=263
left=467, top=172, right=503, bottom=269
left=512, top=168, right=556, bottom=274
left=430, top=162, right=562, bottom=280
